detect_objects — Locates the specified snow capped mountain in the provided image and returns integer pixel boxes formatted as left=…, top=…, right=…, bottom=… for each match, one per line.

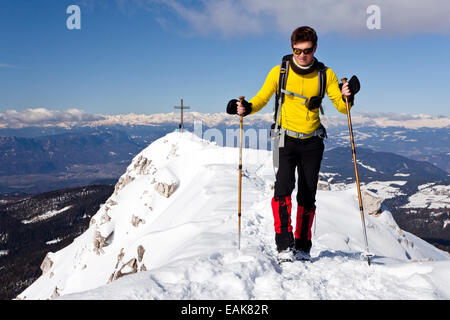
left=1, top=108, right=449, bottom=129
left=17, top=131, right=450, bottom=300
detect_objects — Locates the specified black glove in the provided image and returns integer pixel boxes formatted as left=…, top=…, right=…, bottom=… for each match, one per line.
left=226, top=98, right=252, bottom=116
left=307, top=96, right=323, bottom=110
left=339, top=75, right=360, bottom=104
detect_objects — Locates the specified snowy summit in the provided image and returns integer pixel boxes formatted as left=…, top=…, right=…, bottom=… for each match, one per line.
left=17, top=131, right=450, bottom=300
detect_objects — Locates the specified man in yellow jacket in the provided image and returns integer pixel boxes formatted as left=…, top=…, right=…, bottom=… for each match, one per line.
left=227, top=26, right=360, bottom=263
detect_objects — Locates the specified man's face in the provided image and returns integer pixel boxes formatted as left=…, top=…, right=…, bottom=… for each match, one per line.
left=292, top=41, right=316, bottom=67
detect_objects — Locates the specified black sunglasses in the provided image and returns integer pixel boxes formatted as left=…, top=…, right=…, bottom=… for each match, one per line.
left=292, top=46, right=315, bottom=55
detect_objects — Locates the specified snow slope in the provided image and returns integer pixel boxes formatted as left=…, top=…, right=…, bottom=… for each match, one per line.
left=18, top=131, right=450, bottom=300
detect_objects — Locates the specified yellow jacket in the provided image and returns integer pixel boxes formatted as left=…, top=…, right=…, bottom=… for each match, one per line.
left=249, top=61, right=352, bottom=134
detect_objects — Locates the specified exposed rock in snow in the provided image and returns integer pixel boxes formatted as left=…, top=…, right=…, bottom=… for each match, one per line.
left=131, top=215, right=146, bottom=227
left=133, top=155, right=153, bottom=175
left=99, top=211, right=111, bottom=225
left=40, top=253, right=54, bottom=275
left=109, top=245, right=147, bottom=282
left=93, top=231, right=106, bottom=255
left=154, top=167, right=179, bottom=198
left=362, top=189, right=383, bottom=216
left=110, top=258, right=138, bottom=281
left=317, top=180, right=331, bottom=191
left=137, top=245, right=145, bottom=263
left=51, top=287, right=60, bottom=299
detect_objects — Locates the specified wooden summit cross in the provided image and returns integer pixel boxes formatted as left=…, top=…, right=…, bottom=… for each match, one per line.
left=174, top=98, right=190, bottom=132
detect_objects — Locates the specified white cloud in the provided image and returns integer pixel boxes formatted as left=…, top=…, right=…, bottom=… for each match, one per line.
left=153, top=0, right=450, bottom=37
left=164, top=0, right=265, bottom=36
left=0, top=108, right=105, bottom=128
left=0, top=63, right=19, bottom=69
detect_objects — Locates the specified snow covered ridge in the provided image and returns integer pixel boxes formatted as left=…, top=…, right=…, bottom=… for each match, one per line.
left=21, top=206, right=73, bottom=224
left=1, top=108, right=449, bottom=129
left=402, top=183, right=450, bottom=209
left=17, top=132, right=450, bottom=300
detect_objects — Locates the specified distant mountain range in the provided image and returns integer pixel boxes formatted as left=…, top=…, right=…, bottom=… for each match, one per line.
left=1, top=108, right=449, bottom=130
left=0, top=126, right=173, bottom=194
left=0, top=130, right=139, bottom=176
left=0, top=110, right=448, bottom=195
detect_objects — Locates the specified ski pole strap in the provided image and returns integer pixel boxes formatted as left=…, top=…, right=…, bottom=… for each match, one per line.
left=278, top=128, right=286, bottom=148
left=271, top=128, right=285, bottom=175
left=274, top=95, right=282, bottom=134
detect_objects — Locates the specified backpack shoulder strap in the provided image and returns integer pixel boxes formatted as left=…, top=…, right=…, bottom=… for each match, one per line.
left=316, top=61, right=328, bottom=118
left=317, top=61, right=327, bottom=99
left=274, top=54, right=292, bottom=124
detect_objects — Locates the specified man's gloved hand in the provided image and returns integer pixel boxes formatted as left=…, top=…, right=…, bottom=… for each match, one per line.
left=307, top=96, right=323, bottom=110
left=226, top=98, right=252, bottom=116
left=339, top=75, right=360, bottom=104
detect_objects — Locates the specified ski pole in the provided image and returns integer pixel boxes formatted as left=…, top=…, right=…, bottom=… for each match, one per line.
left=341, top=78, right=373, bottom=266
left=238, top=96, right=244, bottom=250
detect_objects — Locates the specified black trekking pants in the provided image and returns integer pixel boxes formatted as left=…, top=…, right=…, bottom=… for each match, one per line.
left=274, top=135, right=324, bottom=206
left=273, top=135, right=324, bottom=251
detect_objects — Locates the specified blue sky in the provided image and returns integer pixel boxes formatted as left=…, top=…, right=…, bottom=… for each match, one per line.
left=0, top=0, right=449, bottom=117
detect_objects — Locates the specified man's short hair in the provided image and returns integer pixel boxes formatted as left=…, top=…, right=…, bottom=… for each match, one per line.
left=291, top=26, right=318, bottom=47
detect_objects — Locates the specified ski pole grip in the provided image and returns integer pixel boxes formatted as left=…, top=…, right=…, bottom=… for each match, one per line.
left=238, top=96, right=245, bottom=118
left=341, top=78, right=349, bottom=105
